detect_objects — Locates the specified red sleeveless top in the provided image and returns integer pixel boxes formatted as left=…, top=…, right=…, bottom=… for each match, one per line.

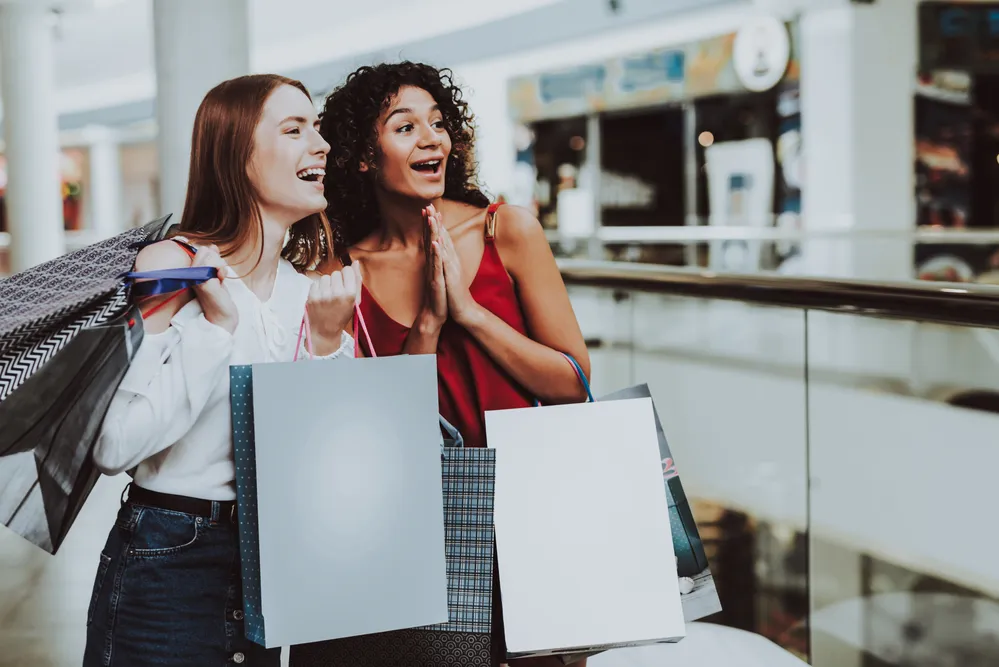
left=356, top=204, right=532, bottom=448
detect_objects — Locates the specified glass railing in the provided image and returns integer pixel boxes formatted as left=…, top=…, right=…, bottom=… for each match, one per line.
left=561, top=259, right=999, bottom=666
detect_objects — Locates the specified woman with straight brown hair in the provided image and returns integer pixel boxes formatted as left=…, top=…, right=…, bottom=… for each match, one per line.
left=83, top=74, right=357, bottom=667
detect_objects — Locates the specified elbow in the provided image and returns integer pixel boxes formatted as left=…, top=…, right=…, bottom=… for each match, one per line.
left=92, top=428, right=137, bottom=477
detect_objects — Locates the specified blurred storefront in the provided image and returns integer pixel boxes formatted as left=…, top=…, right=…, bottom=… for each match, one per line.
left=504, top=17, right=801, bottom=272
left=0, top=150, right=86, bottom=234
left=915, top=1, right=999, bottom=283
left=0, top=136, right=159, bottom=275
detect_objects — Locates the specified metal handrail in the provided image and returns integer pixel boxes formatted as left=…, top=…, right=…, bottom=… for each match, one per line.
left=557, top=259, right=999, bottom=329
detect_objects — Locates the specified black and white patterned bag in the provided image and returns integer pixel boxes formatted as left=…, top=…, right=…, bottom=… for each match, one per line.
left=0, top=215, right=175, bottom=553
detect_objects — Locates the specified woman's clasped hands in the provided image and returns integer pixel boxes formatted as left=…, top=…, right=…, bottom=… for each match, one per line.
left=421, top=203, right=480, bottom=330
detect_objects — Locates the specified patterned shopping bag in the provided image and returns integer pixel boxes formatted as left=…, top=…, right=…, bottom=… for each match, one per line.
left=288, top=424, right=498, bottom=667
left=0, top=214, right=218, bottom=553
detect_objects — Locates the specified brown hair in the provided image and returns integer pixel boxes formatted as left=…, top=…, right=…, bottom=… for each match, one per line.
left=174, top=73, right=332, bottom=271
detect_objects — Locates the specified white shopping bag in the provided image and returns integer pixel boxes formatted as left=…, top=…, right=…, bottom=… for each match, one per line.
left=231, top=353, right=448, bottom=648
left=485, top=397, right=686, bottom=660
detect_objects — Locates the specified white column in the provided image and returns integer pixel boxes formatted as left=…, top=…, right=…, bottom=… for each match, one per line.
left=849, top=0, right=917, bottom=281
left=0, top=3, right=65, bottom=272
left=152, top=0, right=250, bottom=218
left=84, top=126, right=125, bottom=239
left=799, top=0, right=917, bottom=281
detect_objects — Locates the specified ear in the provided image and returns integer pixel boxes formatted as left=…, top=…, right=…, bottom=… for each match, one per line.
left=359, top=161, right=370, bottom=173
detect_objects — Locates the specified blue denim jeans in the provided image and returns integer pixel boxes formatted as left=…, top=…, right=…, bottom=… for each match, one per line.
left=83, top=497, right=281, bottom=667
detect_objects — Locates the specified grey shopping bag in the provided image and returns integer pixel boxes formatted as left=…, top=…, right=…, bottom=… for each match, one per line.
left=289, top=416, right=498, bottom=666
left=230, top=354, right=448, bottom=649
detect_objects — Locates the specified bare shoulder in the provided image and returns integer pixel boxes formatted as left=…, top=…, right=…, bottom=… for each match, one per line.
left=133, top=239, right=194, bottom=272
left=493, top=205, right=547, bottom=249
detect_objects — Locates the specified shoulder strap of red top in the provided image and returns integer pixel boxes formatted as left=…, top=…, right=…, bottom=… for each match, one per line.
left=485, top=203, right=502, bottom=241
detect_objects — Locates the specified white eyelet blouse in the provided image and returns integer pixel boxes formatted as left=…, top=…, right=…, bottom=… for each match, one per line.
left=93, top=258, right=354, bottom=500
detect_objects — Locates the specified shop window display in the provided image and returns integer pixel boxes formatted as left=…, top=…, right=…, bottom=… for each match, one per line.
left=0, top=150, right=87, bottom=234
left=599, top=108, right=684, bottom=229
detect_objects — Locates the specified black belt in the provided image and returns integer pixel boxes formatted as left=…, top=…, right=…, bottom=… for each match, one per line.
left=124, top=483, right=238, bottom=523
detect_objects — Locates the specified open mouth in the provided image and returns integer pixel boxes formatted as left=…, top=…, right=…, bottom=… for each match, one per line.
left=297, top=167, right=325, bottom=183
left=411, top=158, right=443, bottom=177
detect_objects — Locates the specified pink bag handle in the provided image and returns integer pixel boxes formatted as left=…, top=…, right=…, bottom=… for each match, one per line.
left=294, top=307, right=314, bottom=360
left=354, top=304, right=375, bottom=358
left=294, top=304, right=373, bottom=361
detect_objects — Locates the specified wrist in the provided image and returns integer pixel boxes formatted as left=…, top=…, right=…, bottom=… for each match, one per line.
left=453, top=301, right=486, bottom=329
left=415, top=309, right=445, bottom=337
left=308, top=327, right=345, bottom=356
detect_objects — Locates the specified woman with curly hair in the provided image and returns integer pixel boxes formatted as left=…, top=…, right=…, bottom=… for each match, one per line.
left=308, top=60, right=590, bottom=667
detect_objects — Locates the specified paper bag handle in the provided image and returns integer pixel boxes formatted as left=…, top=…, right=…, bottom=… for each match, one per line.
left=534, top=352, right=594, bottom=406
left=294, top=307, right=315, bottom=360
left=353, top=304, right=375, bottom=358
left=295, top=305, right=373, bottom=361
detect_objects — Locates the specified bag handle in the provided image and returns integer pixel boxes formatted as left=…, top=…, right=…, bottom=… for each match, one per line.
left=120, top=265, right=222, bottom=326
left=534, top=351, right=594, bottom=406
left=353, top=304, right=375, bottom=358
left=294, top=306, right=315, bottom=360
left=440, top=415, right=464, bottom=449
left=123, top=267, right=220, bottom=300
left=293, top=304, right=371, bottom=361
left=122, top=239, right=217, bottom=323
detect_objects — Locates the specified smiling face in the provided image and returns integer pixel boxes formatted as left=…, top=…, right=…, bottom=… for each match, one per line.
left=248, top=83, right=331, bottom=226
left=365, top=85, right=452, bottom=203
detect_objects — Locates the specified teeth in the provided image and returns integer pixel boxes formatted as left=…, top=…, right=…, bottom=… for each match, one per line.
left=297, top=167, right=325, bottom=179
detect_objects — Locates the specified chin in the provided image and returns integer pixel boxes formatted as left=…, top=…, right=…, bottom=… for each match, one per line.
left=413, top=184, right=446, bottom=203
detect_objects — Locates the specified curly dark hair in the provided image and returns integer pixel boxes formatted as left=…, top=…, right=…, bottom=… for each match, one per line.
left=319, top=61, right=491, bottom=260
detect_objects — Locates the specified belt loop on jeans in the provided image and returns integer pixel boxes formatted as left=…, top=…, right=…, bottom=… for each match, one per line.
left=210, top=500, right=221, bottom=524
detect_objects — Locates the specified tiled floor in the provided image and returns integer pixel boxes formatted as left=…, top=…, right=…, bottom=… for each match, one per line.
left=0, top=475, right=126, bottom=667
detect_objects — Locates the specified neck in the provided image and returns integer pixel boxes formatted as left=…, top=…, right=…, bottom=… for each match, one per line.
left=226, top=211, right=293, bottom=291
left=375, top=189, right=442, bottom=247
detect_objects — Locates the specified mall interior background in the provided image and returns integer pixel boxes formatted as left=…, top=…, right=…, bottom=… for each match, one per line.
left=0, top=0, right=997, bottom=666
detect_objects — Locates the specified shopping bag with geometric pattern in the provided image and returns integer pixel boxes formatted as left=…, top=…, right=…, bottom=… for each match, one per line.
left=0, top=214, right=219, bottom=553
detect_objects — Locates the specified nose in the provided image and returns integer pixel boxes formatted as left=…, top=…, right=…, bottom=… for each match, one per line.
left=311, top=127, right=331, bottom=156
left=417, top=122, right=441, bottom=149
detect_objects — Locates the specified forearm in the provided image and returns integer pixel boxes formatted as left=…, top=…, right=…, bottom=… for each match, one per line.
left=94, top=310, right=234, bottom=475
left=459, top=304, right=587, bottom=403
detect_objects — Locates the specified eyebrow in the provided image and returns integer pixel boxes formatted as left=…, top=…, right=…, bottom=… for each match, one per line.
left=383, top=104, right=441, bottom=125
left=279, top=116, right=317, bottom=125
